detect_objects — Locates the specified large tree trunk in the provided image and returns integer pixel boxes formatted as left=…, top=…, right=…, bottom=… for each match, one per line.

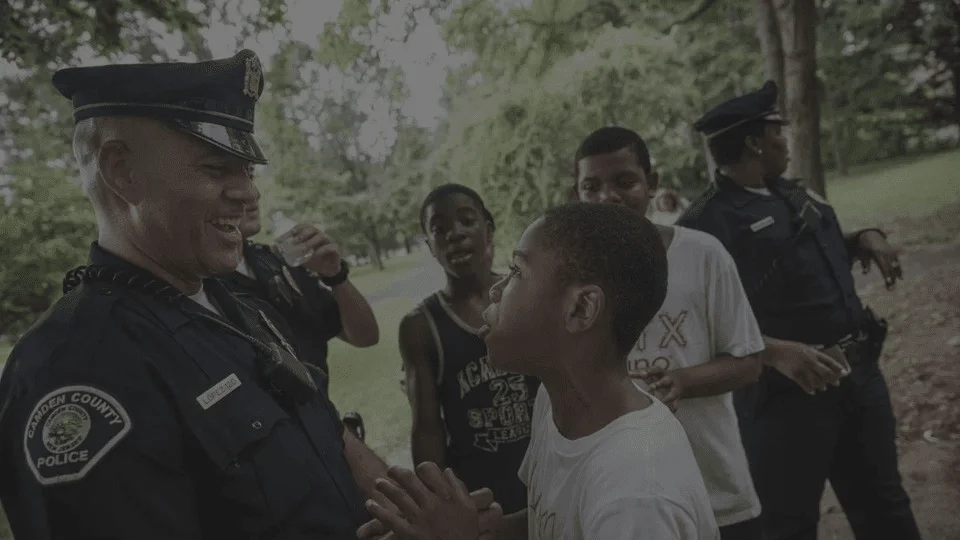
left=755, top=0, right=785, bottom=112
left=773, top=0, right=825, bottom=197
left=824, top=82, right=848, bottom=176
left=366, top=221, right=385, bottom=271
left=953, top=1, right=960, bottom=144
left=953, top=64, right=960, bottom=145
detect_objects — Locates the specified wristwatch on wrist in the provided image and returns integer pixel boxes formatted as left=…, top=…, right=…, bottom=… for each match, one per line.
left=320, top=260, right=350, bottom=287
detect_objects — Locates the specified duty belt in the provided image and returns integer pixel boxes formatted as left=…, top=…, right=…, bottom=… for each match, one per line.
left=832, top=331, right=868, bottom=364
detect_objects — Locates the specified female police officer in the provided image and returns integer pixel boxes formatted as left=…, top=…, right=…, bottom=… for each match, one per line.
left=0, top=50, right=391, bottom=539
left=678, top=81, right=920, bottom=540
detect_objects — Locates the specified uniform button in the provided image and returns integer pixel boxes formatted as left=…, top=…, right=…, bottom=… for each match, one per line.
left=252, top=420, right=263, bottom=430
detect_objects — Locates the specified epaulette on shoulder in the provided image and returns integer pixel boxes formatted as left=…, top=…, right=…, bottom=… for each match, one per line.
left=8, top=283, right=118, bottom=377
left=678, top=183, right=719, bottom=224
left=246, top=241, right=283, bottom=266
left=248, top=241, right=272, bottom=254
left=781, top=177, right=803, bottom=189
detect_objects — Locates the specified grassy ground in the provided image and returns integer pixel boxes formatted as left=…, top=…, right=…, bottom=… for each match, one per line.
left=826, top=149, right=960, bottom=228
left=327, top=297, right=419, bottom=458
left=347, top=249, right=430, bottom=295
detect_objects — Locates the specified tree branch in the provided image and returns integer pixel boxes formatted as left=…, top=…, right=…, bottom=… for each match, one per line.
left=661, top=0, right=724, bottom=32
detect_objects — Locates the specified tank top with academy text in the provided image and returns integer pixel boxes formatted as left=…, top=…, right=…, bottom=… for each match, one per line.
left=420, top=292, right=539, bottom=514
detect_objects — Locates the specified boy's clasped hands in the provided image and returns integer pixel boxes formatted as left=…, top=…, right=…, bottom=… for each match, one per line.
left=357, top=462, right=504, bottom=540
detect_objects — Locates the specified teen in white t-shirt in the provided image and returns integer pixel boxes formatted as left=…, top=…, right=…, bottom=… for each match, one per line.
left=521, top=383, right=718, bottom=540
left=573, top=127, right=765, bottom=540
left=628, top=226, right=763, bottom=527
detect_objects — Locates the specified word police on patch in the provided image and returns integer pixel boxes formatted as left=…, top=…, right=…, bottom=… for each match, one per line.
left=23, top=385, right=132, bottom=486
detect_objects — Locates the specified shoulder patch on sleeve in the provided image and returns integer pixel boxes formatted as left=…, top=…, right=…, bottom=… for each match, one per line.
left=23, top=385, right=132, bottom=486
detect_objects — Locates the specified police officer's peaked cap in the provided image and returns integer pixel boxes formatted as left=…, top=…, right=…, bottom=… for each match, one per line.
left=694, top=80, right=786, bottom=140
left=52, top=49, right=268, bottom=164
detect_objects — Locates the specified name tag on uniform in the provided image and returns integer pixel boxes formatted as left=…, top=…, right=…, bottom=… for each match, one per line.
left=750, top=216, right=775, bottom=232
left=197, top=373, right=242, bottom=410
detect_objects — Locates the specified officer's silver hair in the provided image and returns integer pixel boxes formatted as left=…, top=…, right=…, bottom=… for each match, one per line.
left=71, top=116, right=147, bottom=194
left=72, top=118, right=103, bottom=191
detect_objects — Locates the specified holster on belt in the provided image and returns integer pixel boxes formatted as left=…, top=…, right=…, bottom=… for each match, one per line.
left=861, top=306, right=889, bottom=364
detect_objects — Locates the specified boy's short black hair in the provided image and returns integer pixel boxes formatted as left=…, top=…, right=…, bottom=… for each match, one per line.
left=538, top=202, right=667, bottom=357
left=419, top=183, right=495, bottom=233
left=707, top=120, right=767, bottom=166
left=573, top=126, right=653, bottom=179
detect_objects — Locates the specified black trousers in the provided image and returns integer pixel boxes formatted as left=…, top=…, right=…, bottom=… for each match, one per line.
left=720, top=516, right=765, bottom=540
left=735, top=361, right=922, bottom=540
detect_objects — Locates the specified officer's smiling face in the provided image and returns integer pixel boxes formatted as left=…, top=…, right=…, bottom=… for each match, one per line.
left=117, top=120, right=259, bottom=281
left=575, top=147, right=659, bottom=215
left=239, top=183, right=262, bottom=238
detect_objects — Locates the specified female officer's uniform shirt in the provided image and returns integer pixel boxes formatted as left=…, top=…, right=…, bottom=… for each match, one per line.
left=678, top=175, right=867, bottom=346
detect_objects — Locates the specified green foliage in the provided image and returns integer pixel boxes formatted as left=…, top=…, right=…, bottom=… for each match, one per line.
left=817, top=0, right=959, bottom=170
left=0, top=67, right=97, bottom=337
left=0, top=0, right=956, bottom=338
left=0, top=169, right=95, bottom=338
left=434, top=3, right=753, bottom=259
left=0, top=0, right=287, bottom=67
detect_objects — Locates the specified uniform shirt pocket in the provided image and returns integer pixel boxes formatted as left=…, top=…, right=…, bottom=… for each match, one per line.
left=185, top=379, right=320, bottom=535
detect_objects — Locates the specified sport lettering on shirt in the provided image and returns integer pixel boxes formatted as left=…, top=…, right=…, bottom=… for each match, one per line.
left=459, top=364, right=535, bottom=452
left=456, top=356, right=508, bottom=398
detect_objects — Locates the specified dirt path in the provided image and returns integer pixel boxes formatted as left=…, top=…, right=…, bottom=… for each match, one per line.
left=818, top=208, right=960, bottom=539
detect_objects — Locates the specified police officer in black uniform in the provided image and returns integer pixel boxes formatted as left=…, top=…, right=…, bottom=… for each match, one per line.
left=0, top=50, right=392, bottom=540
left=678, top=81, right=921, bottom=540
left=222, top=197, right=380, bottom=440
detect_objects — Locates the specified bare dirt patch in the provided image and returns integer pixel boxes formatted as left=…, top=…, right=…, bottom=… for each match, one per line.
left=818, top=205, right=960, bottom=539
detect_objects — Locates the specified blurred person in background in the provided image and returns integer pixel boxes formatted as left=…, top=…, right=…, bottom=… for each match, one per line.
left=224, top=194, right=380, bottom=440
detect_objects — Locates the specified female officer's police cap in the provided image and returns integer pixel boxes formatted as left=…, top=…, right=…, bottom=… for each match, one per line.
left=52, top=49, right=268, bottom=165
left=694, top=80, right=786, bottom=141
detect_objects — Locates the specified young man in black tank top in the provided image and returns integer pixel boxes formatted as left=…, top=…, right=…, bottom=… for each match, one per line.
left=399, top=184, right=540, bottom=514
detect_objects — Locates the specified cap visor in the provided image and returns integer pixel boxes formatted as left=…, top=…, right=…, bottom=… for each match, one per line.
left=168, top=119, right=268, bottom=164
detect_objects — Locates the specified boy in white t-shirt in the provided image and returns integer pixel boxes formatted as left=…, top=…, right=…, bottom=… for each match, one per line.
left=574, top=127, right=766, bottom=540
left=359, top=202, right=718, bottom=540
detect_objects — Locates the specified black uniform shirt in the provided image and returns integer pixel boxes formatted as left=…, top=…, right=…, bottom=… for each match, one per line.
left=0, top=244, right=368, bottom=540
left=677, top=174, right=866, bottom=346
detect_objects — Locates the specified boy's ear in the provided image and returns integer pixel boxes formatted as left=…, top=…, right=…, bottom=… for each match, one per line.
left=563, top=284, right=604, bottom=335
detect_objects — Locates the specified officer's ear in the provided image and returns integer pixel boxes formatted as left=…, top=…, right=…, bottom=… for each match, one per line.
left=743, top=135, right=763, bottom=157
left=97, top=139, right=141, bottom=205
